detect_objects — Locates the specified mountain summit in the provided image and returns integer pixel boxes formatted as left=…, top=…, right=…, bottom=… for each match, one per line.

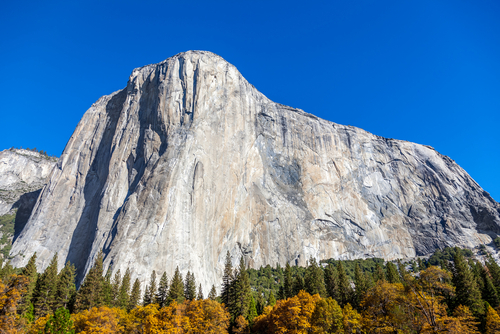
left=10, top=51, right=500, bottom=291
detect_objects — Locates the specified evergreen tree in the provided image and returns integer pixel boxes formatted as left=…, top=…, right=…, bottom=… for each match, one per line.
left=208, top=285, right=217, bottom=300
left=452, top=248, right=484, bottom=316
left=324, top=262, right=339, bottom=301
left=156, top=272, right=169, bottom=307
left=292, top=274, right=305, bottom=295
left=418, top=258, right=426, bottom=271
left=248, top=295, right=258, bottom=324
left=143, top=270, right=157, bottom=305
left=168, top=266, right=185, bottom=304
left=197, top=284, right=203, bottom=300
left=111, top=269, right=121, bottom=307
left=44, top=307, right=74, bottom=334
left=256, top=288, right=266, bottom=314
left=102, top=267, right=113, bottom=307
left=397, top=260, right=410, bottom=284
left=283, top=262, right=294, bottom=299
left=353, top=263, right=368, bottom=309
left=55, top=261, right=76, bottom=310
left=231, top=257, right=252, bottom=321
left=337, top=261, right=352, bottom=307
left=118, top=267, right=131, bottom=309
left=184, top=271, right=197, bottom=300
left=19, top=252, right=38, bottom=317
left=33, top=253, right=59, bottom=318
left=374, top=262, right=386, bottom=282
left=267, top=290, right=276, bottom=307
left=304, top=257, right=326, bottom=297
left=386, top=262, right=400, bottom=284
left=486, top=255, right=500, bottom=292
left=74, top=251, right=105, bottom=312
left=128, top=279, right=141, bottom=311
left=482, top=266, right=500, bottom=308
left=221, top=251, right=234, bottom=306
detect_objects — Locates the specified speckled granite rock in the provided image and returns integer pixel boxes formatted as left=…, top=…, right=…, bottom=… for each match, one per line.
left=10, top=51, right=500, bottom=292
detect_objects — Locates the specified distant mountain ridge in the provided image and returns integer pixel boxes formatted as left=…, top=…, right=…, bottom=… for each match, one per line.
left=8, top=51, right=500, bottom=292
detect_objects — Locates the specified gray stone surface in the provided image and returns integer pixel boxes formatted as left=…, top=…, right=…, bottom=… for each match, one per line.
left=0, top=149, right=56, bottom=216
left=10, top=51, right=500, bottom=293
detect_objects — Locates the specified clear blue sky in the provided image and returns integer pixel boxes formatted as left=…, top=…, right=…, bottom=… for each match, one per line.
left=1, top=0, right=499, bottom=200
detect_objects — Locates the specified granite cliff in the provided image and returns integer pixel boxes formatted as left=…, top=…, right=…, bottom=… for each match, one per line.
left=10, top=51, right=500, bottom=292
left=0, top=149, right=57, bottom=258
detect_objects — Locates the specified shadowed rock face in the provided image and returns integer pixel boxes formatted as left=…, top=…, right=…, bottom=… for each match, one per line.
left=10, top=51, right=500, bottom=291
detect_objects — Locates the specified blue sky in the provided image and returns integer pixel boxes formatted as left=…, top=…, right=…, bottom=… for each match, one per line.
left=1, top=0, right=499, bottom=200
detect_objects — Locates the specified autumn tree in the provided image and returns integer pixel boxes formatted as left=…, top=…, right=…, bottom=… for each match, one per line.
left=343, top=303, right=362, bottom=334
left=0, top=275, right=29, bottom=332
left=72, top=306, right=124, bottom=333
left=485, top=304, right=500, bottom=334
left=310, top=297, right=344, bottom=333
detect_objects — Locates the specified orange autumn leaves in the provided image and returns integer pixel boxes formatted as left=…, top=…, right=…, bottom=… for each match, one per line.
left=28, top=299, right=229, bottom=334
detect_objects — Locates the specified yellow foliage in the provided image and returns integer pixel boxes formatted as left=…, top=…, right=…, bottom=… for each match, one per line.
left=310, top=297, right=343, bottom=334
left=26, top=314, right=51, bottom=334
left=0, top=274, right=29, bottom=333
left=252, top=290, right=320, bottom=334
left=232, top=315, right=250, bottom=334
left=185, top=299, right=230, bottom=334
left=485, top=305, right=500, bottom=334
left=72, top=306, right=124, bottom=333
left=342, top=303, right=362, bottom=334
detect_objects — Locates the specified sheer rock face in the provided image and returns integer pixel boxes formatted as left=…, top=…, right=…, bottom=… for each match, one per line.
left=10, top=51, right=500, bottom=291
left=0, top=149, right=56, bottom=216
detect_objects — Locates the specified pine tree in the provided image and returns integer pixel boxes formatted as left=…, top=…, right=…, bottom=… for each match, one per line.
left=418, top=258, right=426, bottom=271
left=248, top=295, right=258, bottom=324
left=103, top=267, right=113, bottom=307
left=397, top=260, right=410, bottom=284
left=304, top=257, right=326, bottom=297
left=482, top=266, right=500, bottom=308
left=156, top=272, right=169, bottom=307
left=256, top=288, right=266, bottom=314
left=197, top=284, right=203, bottom=300
left=353, top=263, right=367, bottom=309
left=231, top=257, right=252, bottom=321
left=54, top=261, right=76, bottom=310
left=19, top=252, right=38, bottom=317
left=283, top=262, right=294, bottom=299
left=168, top=266, right=185, bottom=304
left=128, top=278, right=141, bottom=311
left=208, top=285, right=217, bottom=300
left=184, top=271, right=197, bottom=300
left=324, top=262, right=339, bottom=301
left=33, top=253, right=59, bottom=318
left=44, top=307, right=73, bottom=333
left=143, top=270, right=157, bottom=305
left=292, top=274, right=305, bottom=295
left=452, top=247, right=484, bottom=316
left=111, top=269, right=121, bottom=307
left=267, top=290, right=276, bottom=307
left=374, top=262, right=385, bottom=282
left=386, top=262, right=400, bottom=284
left=118, top=268, right=131, bottom=309
left=221, top=251, right=234, bottom=306
left=74, top=251, right=105, bottom=312
left=337, top=261, right=352, bottom=307
left=486, top=255, right=500, bottom=292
